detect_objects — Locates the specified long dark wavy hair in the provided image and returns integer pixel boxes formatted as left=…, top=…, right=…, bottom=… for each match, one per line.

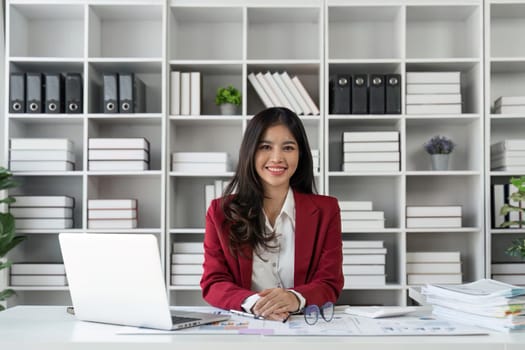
left=221, top=107, right=317, bottom=257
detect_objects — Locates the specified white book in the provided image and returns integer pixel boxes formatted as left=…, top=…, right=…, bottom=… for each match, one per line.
left=342, top=240, right=383, bottom=249
left=89, top=160, right=148, bottom=171
left=406, top=262, right=462, bottom=274
left=343, top=254, right=386, bottom=265
left=492, top=184, right=506, bottom=228
left=343, top=152, right=399, bottom=162
left=342, top=265, right=385, bottom=275
left=406, top=217, right=461, bottom=228
left=88, top=219, right=137, bottom=229
left=406, top=104, right=462, bottom=115
left=406, top=83, right=461, bottom=95
left=344, top=142, right=399, bottom=153
left=491, top=156, right=525, bottom=168
left=406, top=94, right=462, bottom=104
left=11, top=207, right=73, bottom=219
left=171, top=152, right=230, bottom=163
left=255, top=72, right=280, bottom=107
left=406, top=251, right=461, bottom=263
left=342, top=248, right=387, bottom=255
left=291, top=75, right=320, bottom=115
left=11, top=263, right=66, bottom=275
left=407, top=273, right=462, bottom=285
left=88, top=209, right=137, bottom=219
left=10, top=161, right=74, bottom=172
left=272, top=72, right=301, bottom=114
left=88, top=199, right=137, bottom=210
left=343, top=131, right=399, bottom=142
left=491, top=263, right=525, bottom=274
left=264, top=71, right=292, bottom=110
left=171, top=264, right=204, bottom=275
left=171, top=254, right=204, bottom=264
left=10, top=275, right=67, bottom=286
left=172, top=162, right=230, bottom=173
left=340, top=211, right=384, bottom=220
left=88, top=138, right=149, bottom=150
left=342, top=162, right=399, bottom=172
left=406, top=206, right=462, bottom=217
left=180, top=72, right=191, bottom=115
left=310, top=149, right=319, bottom=157
left=10, top=138, right=73, bottom=151
left=341, top=219, right=385, bottom=230
left=281, top=71, right=309, bottom=115
left=491, top=140, right=525, bottom=153
left=406, top=72, right=461, bottom=84
left=491, top=150, right=525, bottom=158
left=494, top=105, right=525, bottom=114
left=171, top=274, right=201, bottom=286
left=170, top=71, right=181, bottom=115
left=344, top=274, right=386, bottom=286
left=247, top=73, right=272, bottom=108
left=172, top=242, right=204, bottom=254
left=205, top=185, right=214, bottom=213
left=88, top=149, right=149, bottom=161
left=492, top=274, right=525, bottom=285
left=492, top=165, right=525, bottom=172
left=339, top=201, right=373, bottom=211
left=11, top=196, right=74, bottom=208
left=190, top=72, right=201, bottom=116
left=10, top=150, right=75, bottom=162
left=494, top=96, right=525, bottom=106
left=16, top=218, right=73, bottom=229
left=214, top=180, right=223, bottom=199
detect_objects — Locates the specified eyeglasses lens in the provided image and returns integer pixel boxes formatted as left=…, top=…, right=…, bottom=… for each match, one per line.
left=304, top=305, right=319, bottom=325
left=320, top=302, right=334, bottom=322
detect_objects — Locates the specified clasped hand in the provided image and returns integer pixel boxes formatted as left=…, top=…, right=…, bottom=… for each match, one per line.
left=252, top=288, right=299, bottom=321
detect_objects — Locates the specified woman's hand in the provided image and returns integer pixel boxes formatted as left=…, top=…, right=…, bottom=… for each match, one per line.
left=252, top=288, right=299, bottom=321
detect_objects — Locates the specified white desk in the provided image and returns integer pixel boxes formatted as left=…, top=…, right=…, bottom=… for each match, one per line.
left=1, top=306, right=524, bottom=350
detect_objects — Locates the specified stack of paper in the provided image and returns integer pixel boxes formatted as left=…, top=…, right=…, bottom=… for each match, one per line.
left=339, top=201, right=385, bottom=230
left=9, top=138, right=75, bottom=171
left=494, top=96, right=525, bottom=114
left=172, top=152, right=232, bottom=173
left=171, top=242, right=204, bottom=286
left=406, top=72, right=462, bottom=114
left=10, top=263, right=67, bottom=286
left=88, top=138, right=150, bottom=171
left=422, top=279, right=525, bottom=332
left=11, top=196, right=74, bottom=229
left=491, top=140, right=525, bottom=172
left=88, top=199, right=138, bottom=229
left=342, top=240, right=386, bottom=287
left=407, top=251, right=462, bottom=285
left=342, top=132, right=400, bottom=172
left=406, top=205, right=462, bottom=228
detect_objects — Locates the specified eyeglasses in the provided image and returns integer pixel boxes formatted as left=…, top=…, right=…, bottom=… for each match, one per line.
left=304, top=302, right=334, bottom=325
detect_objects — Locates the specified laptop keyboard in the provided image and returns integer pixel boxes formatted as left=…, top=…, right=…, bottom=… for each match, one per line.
left=171, top=315, right=200, bottom=324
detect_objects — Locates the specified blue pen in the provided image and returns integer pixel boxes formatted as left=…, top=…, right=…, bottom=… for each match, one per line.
left=229, top=309, right=265, bottom=320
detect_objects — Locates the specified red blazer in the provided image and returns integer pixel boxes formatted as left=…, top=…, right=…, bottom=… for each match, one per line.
left=200, top=191, right=344, bottom=311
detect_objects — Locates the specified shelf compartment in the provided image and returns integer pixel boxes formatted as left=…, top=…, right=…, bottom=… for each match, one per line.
left=490, top=3, right=525, bottom=58
left=490, top=119, right=525, bottom=169
left=328, top=6, right=403, bottom=60
left=169, top=63, right=242, bottom=116
left=406, top=5, right=481, bottom=59
left=169, top=7, right=243, bottom=60
left=88, top=4, right=163, bottom=58
left=247, top=7, right=320, bottom=60
left=490, top=60, right=525, bottom=111
left=87, top=62, right=162, bottom=114
left=87, top=175, right=162, bottom=229
left=405, top=118, right=482, bottom=172
left=9, top=3, right=84, bottom=58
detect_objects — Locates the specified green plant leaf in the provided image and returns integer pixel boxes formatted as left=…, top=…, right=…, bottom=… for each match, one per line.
left=0, top=197, right=15, bottom=205
left=0, top=260, right=12, bottom=271
left=0, top=289, right=15, bottom=302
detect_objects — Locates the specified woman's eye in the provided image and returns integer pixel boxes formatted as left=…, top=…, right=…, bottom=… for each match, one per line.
left=259, top=144, right=271, bottom=150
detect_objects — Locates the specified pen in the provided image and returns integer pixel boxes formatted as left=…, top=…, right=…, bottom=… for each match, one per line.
left=229, top=309, right=265, bottom=320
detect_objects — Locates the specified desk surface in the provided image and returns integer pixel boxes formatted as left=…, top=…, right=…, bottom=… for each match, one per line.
left=1, top=306, right=524, bottom=350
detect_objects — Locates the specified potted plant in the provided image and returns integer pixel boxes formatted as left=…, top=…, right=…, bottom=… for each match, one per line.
left=0, top=167, right=25, bottom=311
left=423, top=135, right=456, bottom=171
left=215, top=85, right=241, bottom=115
left=499, top=176, right=525, bottom=260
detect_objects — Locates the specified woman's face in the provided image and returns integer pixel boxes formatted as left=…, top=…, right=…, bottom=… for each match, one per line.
left=254, top=124, right=299, bottom=193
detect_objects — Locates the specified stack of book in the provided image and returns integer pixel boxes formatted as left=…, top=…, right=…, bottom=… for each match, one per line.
left=88, top=138, right=150, bottom=171
left=407, top=251, right=462, bottom=285
left=342, top=131, right=400, bottom=172
left=10, top=263, right=67, bottom=286
left=87, top=199, right=138, bottom=229
left=491, top=140, right=525, bottom=172
left=492, top=263, right=525, bottom=286
left=491, top=183, right=522, bottom=228
left=494, top=96, right=525, bottom=114
left=339, top=200, right=385, bottom=230
left=11, top=196, right=74, bottom=229
left=247, top=71, right=320, bottom=115
left=170, top=71, right=201, bottom=116
left=171, top=242, right=204, bottom=286
left=421, top=279, right=525, bottom=332
left=342, top=240, right=386, bottom=287
left=204, top=180, right=229, bottom=213
left=406, top=71, right=462, bottom=115
left=406, top=205, right=462, bottom=228
left=9, top=138, right=75, bottom=172
left=172, top=152, right=232, bottom=173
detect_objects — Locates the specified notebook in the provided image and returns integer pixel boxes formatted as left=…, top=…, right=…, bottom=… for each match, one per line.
left=59, top=233, right=230, bottom=330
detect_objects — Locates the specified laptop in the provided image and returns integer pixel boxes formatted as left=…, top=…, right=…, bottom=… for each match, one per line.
left=59, top=233, right=230, bottom=330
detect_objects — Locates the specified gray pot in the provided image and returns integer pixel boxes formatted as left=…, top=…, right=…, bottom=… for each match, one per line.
left=431, top=154, right=450, bottom=171
left=219, top=103, right=238, bottom=115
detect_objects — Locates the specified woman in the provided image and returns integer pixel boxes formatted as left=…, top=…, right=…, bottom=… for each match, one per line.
left=201, top=107, right=343, bottom=321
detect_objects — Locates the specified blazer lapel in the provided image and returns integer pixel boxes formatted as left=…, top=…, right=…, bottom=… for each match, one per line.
left=293, top=191, right=319, bottom=285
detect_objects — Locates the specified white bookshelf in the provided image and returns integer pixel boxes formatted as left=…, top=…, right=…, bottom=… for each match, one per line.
left=0, top=0, right=501, bottom=308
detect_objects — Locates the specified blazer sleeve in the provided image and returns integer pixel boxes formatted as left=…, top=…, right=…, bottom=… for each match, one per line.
left=200, top=199, right=254, bottom=310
